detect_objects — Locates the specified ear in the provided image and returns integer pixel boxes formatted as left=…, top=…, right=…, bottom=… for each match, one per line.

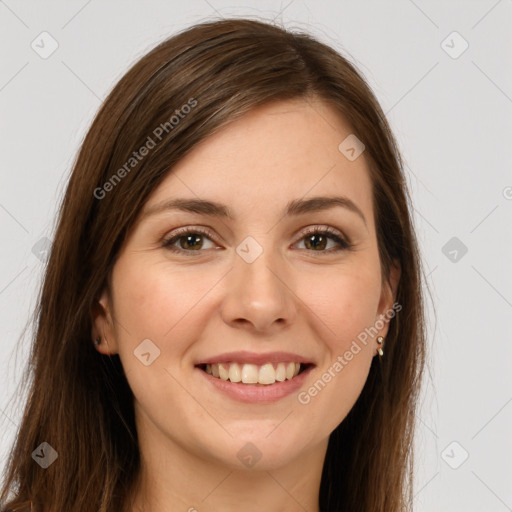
left=376, top=258, right=401, bottom=337
left=90, top=287, right=119, bottom=355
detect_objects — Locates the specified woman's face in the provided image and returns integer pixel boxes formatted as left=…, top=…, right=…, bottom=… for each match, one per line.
left=94, top=98, right=399, bottom=472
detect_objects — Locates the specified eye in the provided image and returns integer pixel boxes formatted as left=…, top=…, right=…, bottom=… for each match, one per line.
left=162, top=227, right=218, bottom=254
left=162, top=225, right=354, bottom=256
left=293, top=226, right=353, bottom=253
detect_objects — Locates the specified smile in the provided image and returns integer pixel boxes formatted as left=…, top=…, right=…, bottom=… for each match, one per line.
left=199, top=362, right=310, bottom=385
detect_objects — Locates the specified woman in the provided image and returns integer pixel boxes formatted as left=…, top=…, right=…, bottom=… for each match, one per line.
left=1, top=17, right=429, bottom=512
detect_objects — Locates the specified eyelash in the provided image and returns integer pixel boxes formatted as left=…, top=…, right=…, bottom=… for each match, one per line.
left=162, top=225, right=354, bottom=256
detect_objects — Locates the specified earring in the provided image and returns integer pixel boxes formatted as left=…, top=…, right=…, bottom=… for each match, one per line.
left=93, top=337, right=101, bottom=346
left=377, top=336, right=385, bottom=357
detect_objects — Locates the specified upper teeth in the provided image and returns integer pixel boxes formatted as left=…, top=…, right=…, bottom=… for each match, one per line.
left=204, top=362, right=302, bottom=385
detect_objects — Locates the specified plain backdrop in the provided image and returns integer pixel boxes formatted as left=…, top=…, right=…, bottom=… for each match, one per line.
left=1, top=1, right=511, bottom=510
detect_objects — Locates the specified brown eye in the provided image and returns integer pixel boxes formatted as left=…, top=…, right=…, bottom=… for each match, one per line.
left=162, top=225, right=353, bottom=256
left=163, top=228, right=218, bottom=254
left=296, top=226, right=353, bottom=253
left=177, top=234, right=204, bottom=250
left=303, top=233, right=329, bottom=251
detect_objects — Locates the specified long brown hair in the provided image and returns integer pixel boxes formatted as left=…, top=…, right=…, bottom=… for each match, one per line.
left=1, top=17, right=430, bottom=512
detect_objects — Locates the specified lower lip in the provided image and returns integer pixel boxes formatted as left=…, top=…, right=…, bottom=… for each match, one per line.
left=196, top=365, right=314, bottom=404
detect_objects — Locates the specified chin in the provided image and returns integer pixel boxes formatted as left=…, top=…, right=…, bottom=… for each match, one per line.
left=208, top=430, right=310, bottom=471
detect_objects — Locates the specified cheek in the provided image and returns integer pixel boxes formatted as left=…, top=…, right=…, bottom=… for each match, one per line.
left=296, top=260, right=381, bottom=351
left=293, top=262, right=380, bottom=428
left=108, top=260, right=222, bottom=419
left=111, top=259, right=219, bottom=344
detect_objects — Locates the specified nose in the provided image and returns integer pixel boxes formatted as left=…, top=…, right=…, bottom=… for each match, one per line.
left=220, top=249, right=297, bottom=334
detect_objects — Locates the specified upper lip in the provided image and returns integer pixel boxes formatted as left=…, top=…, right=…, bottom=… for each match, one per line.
left=195, top=351, right=315, bottom=366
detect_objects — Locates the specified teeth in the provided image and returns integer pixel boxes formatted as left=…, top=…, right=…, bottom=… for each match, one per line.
left=228, top=363, right=241, bottom=382
left=286, top=362, right=296, bottom=380
left=218, top=363, right=229, bottom=381
left=258, top=363, right=275, bottom=385
left=203, top=362, right=304, bottom=385
left=241, top=364, right=259, bottom=384
left=275, top=363, right=287, bottom=382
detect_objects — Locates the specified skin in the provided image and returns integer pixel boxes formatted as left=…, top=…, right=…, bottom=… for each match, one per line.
left=92, top=97, right=400, bottom=512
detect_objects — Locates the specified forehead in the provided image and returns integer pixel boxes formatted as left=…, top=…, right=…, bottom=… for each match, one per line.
left=145, top=98, right=374, bottom=226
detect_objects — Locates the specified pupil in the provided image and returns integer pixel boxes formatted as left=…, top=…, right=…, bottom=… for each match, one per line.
left=183, top=235, right=202, bottom=250
left=307, top=234, right=326, bottom=250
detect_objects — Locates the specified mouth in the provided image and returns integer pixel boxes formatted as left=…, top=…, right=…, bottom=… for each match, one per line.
left=195, top=362, right=314, bottom=386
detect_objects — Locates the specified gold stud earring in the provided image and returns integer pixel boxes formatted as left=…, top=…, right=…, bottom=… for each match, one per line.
left=377, top=336, right=385, bottom=357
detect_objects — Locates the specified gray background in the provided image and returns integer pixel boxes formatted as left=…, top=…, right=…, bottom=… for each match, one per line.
left=1, top=1, right=511, bottom=510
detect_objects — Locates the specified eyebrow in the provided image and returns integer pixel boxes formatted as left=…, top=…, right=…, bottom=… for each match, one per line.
left=141, top=195, right=367, bottom=228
